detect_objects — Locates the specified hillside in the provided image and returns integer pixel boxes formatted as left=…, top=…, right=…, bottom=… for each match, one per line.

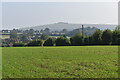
left=20, top=22, right=117, bottom=31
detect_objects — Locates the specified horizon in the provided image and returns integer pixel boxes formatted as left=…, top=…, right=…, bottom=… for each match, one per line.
left=1, top=22, right=118, bottom=30
left=1, top=2, right=118, bottom=30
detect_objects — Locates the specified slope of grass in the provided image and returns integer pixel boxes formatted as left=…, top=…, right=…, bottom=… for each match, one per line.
left=2, top=46, right=118, bottom=78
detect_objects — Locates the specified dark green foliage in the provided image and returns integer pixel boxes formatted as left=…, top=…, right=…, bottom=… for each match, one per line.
left=20, top=34, right=29, bottom=43
left=55, top=37, right=71, bottom=46
left=43, top=38, right=55, bottom=46
left=112, top=30, right=120, bottom=45
left=115, top=26, right=120, bottom=45
left=84, top=37, right=90, bottom=45
left=40, top=34, right=49, bottom=40
left=101, top=29, right=112, bottom=45
left=13, top=42, right=25, bottom=47
left=27, top=39, right=43, bottom=46
left=91, top=29, right=102, bottom=45
left=70, top=33, right=84, bottom=46
left=5, top=27, right=120, bottom=47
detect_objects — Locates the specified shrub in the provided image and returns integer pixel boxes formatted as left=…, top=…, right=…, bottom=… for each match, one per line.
left=55, top=37, right=71, bottom=46
left=101, top=29, right=112, bottom=45
left=70, top=33, right=84, bottom=46
left=43, top=38, right=55, bottom=46
left=27, top=39, right=43, bottom=46
left=13, top=42, right=25, bottom=47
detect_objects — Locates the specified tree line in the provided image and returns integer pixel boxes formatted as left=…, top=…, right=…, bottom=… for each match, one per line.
left=13, top=27, right=120, bottom=47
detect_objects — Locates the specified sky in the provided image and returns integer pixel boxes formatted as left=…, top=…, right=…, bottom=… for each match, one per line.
left=1, top=0, right=119, bottom=2
left=1, top=1, right=119, bottom=29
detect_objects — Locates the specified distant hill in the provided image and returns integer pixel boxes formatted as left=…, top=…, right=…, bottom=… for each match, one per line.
left=20, top=22, right=117, bottom=31
left=67, top=27, right=98, bottom=36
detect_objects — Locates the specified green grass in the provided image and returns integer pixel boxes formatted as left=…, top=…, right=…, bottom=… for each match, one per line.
left=2, top=46, right=118, bottom=78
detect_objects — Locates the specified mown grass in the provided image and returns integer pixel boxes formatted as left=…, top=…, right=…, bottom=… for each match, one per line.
left=2, top=46, right=118, bottom=78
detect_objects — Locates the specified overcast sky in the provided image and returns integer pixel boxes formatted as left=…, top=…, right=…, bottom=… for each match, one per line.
left=1, top=1, right=118, bottom=29
left=1, top=0, right=119, bottom=2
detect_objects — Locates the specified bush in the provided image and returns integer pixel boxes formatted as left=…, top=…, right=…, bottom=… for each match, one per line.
left=112, top=30, right=120, bottom=45
left=55, top=37, right=71, bottom=46
left=70, top=33, right=84, bottom=46
left=84, top=37, right=90, bottom=45
left=43, top=38, right=55, bottom=46
left=27, top=39, right=43, bottom=46
left=91, top=30, right=102, bottom=45
left=40, top=34, right=49, bottom=40
left=13, top=43, right=25, bottom=47
left=101, top=29, right=112, bottom=45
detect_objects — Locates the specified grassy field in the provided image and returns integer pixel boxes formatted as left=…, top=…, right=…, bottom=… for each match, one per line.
left=2, top=46, right=118, bottom=78
left=0, top=35, right=10, bottom=39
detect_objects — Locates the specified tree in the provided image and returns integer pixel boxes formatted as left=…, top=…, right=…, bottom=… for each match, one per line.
left=101, top=29, right=112, bottom=45
left=70, top=33, right=84, bottom=46
left=40, top=34, right=49, bottom=40
left=43, top=38, right=55, bottom=46
left=20, top=33, right=29, bottom=43
left=61, top=29, right=68, bottom=33
left=115, top=26, right=120, bottom=31
left=13, top=42, right=25, bottom=47
left=55, top=37, right=71, bottom=46
left=44, top=28, right=50, bottom=33
left=84, top=37, right=90, bottom=45
left=118, top=33, right=120, bottom=45
left=91, top=29, right=102, bottom=45
left=29, top=29, right=34, bottom=36
left=27, top=39, right=43, bottom=46
left=88, top=36, right=93, bottom=45
left=10, top=31, right=17, bottom=39
left=112, top=30, right=120, bottom=45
